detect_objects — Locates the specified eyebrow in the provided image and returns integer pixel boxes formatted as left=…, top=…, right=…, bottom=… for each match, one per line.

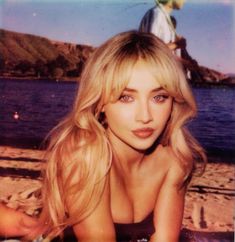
left=123, top=87, right=164, bottom=93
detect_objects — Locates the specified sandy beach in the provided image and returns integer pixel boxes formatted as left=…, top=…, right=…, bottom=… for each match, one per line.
left=0, top=145, right=234, bottom=237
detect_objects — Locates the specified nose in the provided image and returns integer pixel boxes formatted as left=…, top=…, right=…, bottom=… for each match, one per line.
left=135, top=100, right=153, bottom=124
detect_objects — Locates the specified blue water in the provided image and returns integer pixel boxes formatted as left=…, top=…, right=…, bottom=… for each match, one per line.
left=0, top=79, right=234, bottom=162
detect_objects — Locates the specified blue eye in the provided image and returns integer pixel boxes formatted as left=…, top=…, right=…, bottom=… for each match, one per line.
left=119, top=95, right=133, bottom=103
left=153, top=94, right=169, bottom=103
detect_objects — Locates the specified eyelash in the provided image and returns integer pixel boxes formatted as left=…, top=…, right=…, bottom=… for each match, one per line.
left=119, top=95, right=133, bottom=103
left=119, top=94, right=169, bottom=103
left=153, top=94, right=169, bottom=103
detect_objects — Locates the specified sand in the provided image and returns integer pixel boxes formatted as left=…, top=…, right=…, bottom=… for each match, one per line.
left=0, top=145, right=234, bottom=233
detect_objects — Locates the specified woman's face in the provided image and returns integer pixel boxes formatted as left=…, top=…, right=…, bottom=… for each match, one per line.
left=103, top=61, right=173, bottom=152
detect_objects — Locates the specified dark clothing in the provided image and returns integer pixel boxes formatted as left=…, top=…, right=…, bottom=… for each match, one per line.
left=51, top=212, right=155, bottom=242
left=114, top=211, right=155, bottom=242
left=48, top=218, right=235, bottom=242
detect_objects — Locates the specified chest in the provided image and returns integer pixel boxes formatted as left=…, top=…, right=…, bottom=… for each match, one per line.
left=109, top=166, right=166, bottom=224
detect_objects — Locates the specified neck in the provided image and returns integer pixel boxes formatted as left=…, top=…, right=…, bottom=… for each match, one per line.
left=107, top=128, right=147, bottom=177
left=112, top=147, right=145, bottom=175
left=108, top=134, right=144, bottom=175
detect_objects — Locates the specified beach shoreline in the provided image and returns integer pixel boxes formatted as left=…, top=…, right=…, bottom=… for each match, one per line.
left=1, top=136, right=234, bottom=164
left=0, top=145, right=234, bottom=234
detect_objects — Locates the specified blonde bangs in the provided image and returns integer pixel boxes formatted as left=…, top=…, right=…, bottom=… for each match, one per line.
left=99, top=54, right=139, bottom=105
left=139, top=51, right=185, bottom=102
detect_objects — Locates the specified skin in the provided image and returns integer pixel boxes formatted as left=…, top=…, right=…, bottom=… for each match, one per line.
left=162, top=0, right=186, bottom=12
left=0, top=203, right=38, bottom=238
left=73, top=61, right=187, bottom=242
left=172, top=0, right=186, bottom=10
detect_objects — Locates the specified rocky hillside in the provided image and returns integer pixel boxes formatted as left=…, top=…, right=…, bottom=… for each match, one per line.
left=0, top=28, right=234, bottom=85
left=0, top=29, right=94, bottom=79
left=181, top=47, right=234, bottom=86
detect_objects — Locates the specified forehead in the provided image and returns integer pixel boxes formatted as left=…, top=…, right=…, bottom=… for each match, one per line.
left=125, top=61, right=161, bottom=91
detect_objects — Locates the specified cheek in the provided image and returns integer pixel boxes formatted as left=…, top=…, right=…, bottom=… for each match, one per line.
left=105, top=106, right=133, bottom=128
left=155, top=102, right=172, bottom=124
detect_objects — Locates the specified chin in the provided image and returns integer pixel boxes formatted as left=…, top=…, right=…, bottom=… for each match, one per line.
left=131, top=139, right=158, bottom=152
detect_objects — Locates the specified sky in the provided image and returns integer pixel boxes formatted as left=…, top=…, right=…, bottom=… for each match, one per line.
left=0, top=0, right=234, bottom=74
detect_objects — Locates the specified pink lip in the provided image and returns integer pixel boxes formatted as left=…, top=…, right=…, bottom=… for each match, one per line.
left=132, top=128, right=154, bottom=138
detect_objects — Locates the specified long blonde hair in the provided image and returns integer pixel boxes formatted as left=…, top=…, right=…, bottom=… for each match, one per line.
left=38, top=31, right=206, bottom=239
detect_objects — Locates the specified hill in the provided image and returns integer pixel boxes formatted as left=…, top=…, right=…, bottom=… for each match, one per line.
left=181, top=46, right=234, bottom=86
left=0, top=29, right=94, bottom=80
left=0, top=28, right=234, bottom=85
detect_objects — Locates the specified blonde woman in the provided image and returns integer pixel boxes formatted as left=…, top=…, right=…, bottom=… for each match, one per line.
left=33, top=31, right=206, bottom=242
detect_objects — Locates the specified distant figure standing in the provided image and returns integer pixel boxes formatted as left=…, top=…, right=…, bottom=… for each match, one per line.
left=140, top=0, right=203, bottom=81
left=139, top=0, right=186, bottom=53
left=170, top=15, right=204, bottom=81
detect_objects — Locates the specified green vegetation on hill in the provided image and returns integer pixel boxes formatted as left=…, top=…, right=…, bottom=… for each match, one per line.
left=0, top=29, right=94, bottom=80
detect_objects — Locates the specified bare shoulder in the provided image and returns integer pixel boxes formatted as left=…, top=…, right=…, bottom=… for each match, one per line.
left=160, top=146, right=191, bottom=188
